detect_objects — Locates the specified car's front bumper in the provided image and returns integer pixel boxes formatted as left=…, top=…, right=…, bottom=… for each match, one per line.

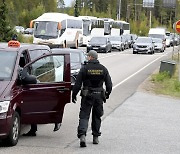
left=0, top=114, right=11, bottom=139
left=133, top=47, right=152, bottom=53
left=87, top=47, right=106, bottom=53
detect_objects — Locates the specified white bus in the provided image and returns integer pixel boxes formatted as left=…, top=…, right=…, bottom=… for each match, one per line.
left=79, top=16, right=104, bottom=46
left=30, top=12, right=83, bottom=48
left=113, top=20, right=130, bottom=35
left=103, top=19, right=130, bottom=36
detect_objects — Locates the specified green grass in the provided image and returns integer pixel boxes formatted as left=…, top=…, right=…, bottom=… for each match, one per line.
left=18, top=34, right=33, bottom=43
left=151, top=57, right=180, bottom=98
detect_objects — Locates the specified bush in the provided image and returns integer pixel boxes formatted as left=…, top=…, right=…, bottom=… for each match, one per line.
left=151, top=71, right=170, bottom=82
left=174, top=80, right=180, bottom=92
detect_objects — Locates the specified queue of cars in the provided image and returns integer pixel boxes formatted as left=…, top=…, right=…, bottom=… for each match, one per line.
left=86, top=34, right=138, bottom=53
left=1, top=27, right=179, bottom=146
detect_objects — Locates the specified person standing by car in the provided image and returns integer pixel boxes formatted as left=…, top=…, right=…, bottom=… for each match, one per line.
left=72, top=50, right=112, bottom=147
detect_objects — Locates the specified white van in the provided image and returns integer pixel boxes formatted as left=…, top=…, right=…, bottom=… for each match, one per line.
left=148, top=27, right=166, bottom=47
left=148, top=28, right=166, bottom=40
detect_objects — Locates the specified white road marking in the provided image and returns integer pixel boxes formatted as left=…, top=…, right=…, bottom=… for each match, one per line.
left=112, top=53, right=168, bottom=90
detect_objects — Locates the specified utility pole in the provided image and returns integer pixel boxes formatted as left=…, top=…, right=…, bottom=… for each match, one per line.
left=135, top=0, right=137, bottom=21
left=149, top=10, right=152, bottom=28
left=117, top=0, right=121, bottom=20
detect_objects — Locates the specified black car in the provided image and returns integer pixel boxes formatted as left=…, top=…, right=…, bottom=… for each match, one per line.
left=51, top=48, right=87, bottom=85
left=87, top=36, right=112, bottom=53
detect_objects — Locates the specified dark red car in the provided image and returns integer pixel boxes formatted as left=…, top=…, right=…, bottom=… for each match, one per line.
left=0, top=41, right=71, bottom=146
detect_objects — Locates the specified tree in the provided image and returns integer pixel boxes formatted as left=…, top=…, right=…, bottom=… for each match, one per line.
left=0, top=0, right=14, bottom=41
left=74, top=0, right=80, bottom=17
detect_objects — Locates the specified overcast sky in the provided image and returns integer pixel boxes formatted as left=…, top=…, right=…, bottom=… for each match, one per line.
left=64, top=0, right=73, bottom=7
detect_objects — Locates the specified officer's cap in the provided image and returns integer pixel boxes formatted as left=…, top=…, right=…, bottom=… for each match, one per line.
left=87, top=50, right=98, bottom=59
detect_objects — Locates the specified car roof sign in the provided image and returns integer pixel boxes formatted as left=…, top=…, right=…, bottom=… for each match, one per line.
left=8, top=40, right=20, bottom=48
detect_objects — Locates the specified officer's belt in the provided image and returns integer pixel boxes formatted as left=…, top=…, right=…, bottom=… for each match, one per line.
left=92, top=91, right=101, bottom=94
left=83, top=87, right=103, bottom=92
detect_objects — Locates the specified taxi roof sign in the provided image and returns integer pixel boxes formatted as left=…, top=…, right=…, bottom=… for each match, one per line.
left=175, top=20, right=180, bottom=34
left=8, top=40, right=20, bottom=47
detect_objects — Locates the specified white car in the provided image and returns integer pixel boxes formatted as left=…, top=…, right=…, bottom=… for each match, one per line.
left=15, top=26, right=25, bottom=33
left=153, top=38, right=165, bottom=52
left=165, top=36, right=171, bottom=47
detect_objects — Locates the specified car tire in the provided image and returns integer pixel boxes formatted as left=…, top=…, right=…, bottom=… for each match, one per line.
left=109, top=48, right=112, bottom=53
left=122, top=47, right=124, bottom=51
left=133, top=51, right=136, bottom=54
left=4, top=111, right=20, bottom=146
left=75, top=40, right=78, bottom=49
left=63, top=40, right=67, bottom=48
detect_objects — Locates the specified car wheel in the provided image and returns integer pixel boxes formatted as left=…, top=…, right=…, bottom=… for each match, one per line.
left=109, top=47, right=112, bottom=53
left=133, top=51, right=136, bottom=54
left=63, top=40, right=67, bottom=48
left=4, top=111, right=20, bottom=146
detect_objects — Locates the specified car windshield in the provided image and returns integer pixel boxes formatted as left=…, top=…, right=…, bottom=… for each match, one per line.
left=71, top=52, right=80, bottom=63
left=109, top=37, right=121, bottom=41
left=149, top=34, right=165, bottom=40
left=0, top=51, right=17, bottom=80
left=70, top=52, right=87, bottom=69
left=70, top=52, right=81, bottom=69
left=136, top=38, right=152, bottom=43
left=153, top=39, right=162, bottom=43
left=90, top=37, right=107, bottom=44
left=34, top=21, right=58, bottom=39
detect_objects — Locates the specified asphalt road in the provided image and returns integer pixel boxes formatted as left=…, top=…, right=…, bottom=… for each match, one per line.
left=0, top=46, right=179, bottom=153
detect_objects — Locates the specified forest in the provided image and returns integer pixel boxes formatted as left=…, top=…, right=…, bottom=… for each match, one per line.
left=0, top=0, right=180, bottom=41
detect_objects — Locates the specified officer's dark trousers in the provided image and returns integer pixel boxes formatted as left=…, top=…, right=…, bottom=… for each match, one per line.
left=30, top=124, right=37, bottom=132
left=77, top=93, right=104, bottom=138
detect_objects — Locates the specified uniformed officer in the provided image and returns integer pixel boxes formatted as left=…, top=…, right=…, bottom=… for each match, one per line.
left=72, top=50, right=112, bottom=147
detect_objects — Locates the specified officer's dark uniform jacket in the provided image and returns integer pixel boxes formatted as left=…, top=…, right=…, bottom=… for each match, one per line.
left=72, top=59, right=112, bottom=138
left=72, top=59, right=112, bottom=96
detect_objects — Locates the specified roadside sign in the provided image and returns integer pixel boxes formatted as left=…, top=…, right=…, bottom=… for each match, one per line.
left=176, top=20, right=180, bottom=33
left=143, top=0, right=154, bottom=8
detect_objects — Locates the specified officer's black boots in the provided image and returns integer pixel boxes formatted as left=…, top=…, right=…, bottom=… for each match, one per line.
left=80, top=135, right=86, bottom=147
left=53, top=123, right=61, bottom=131
left=22, top=130, right=36, bottom=136
left=93, top=136, right=99, bottom=144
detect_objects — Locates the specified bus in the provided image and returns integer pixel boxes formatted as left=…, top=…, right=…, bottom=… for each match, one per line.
left=30, top=12, right=83, bottom=48
left=79, top=16, right=104, bottom=46
left=103, top=19, right=130, bottom=36
left=112, top=20, right=130, bottom=35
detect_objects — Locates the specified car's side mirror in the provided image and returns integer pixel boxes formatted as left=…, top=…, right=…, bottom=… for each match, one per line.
left=19, top=68, right=37, bottom=85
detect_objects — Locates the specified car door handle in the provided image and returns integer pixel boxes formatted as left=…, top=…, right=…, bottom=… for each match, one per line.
left=57, top=87, right=70, bottom=91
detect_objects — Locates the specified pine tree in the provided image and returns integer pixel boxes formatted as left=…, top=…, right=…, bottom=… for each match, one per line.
left=74, top=0, right=80, bottom=17
left=0, top=0, right=14, bottom=42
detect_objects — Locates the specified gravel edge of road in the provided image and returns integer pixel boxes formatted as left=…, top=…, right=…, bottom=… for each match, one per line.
left=137, top=68, right=180, bottom=100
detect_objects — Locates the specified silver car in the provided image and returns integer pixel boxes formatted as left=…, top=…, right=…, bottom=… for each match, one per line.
left=133, top=37, right=155, bottom=54
left=109, top=36, right=124, bottom=51
left=152, top=38, right=165, bottom=52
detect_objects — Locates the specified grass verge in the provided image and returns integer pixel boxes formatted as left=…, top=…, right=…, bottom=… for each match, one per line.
left=150, top=54, right=180, bottom=99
